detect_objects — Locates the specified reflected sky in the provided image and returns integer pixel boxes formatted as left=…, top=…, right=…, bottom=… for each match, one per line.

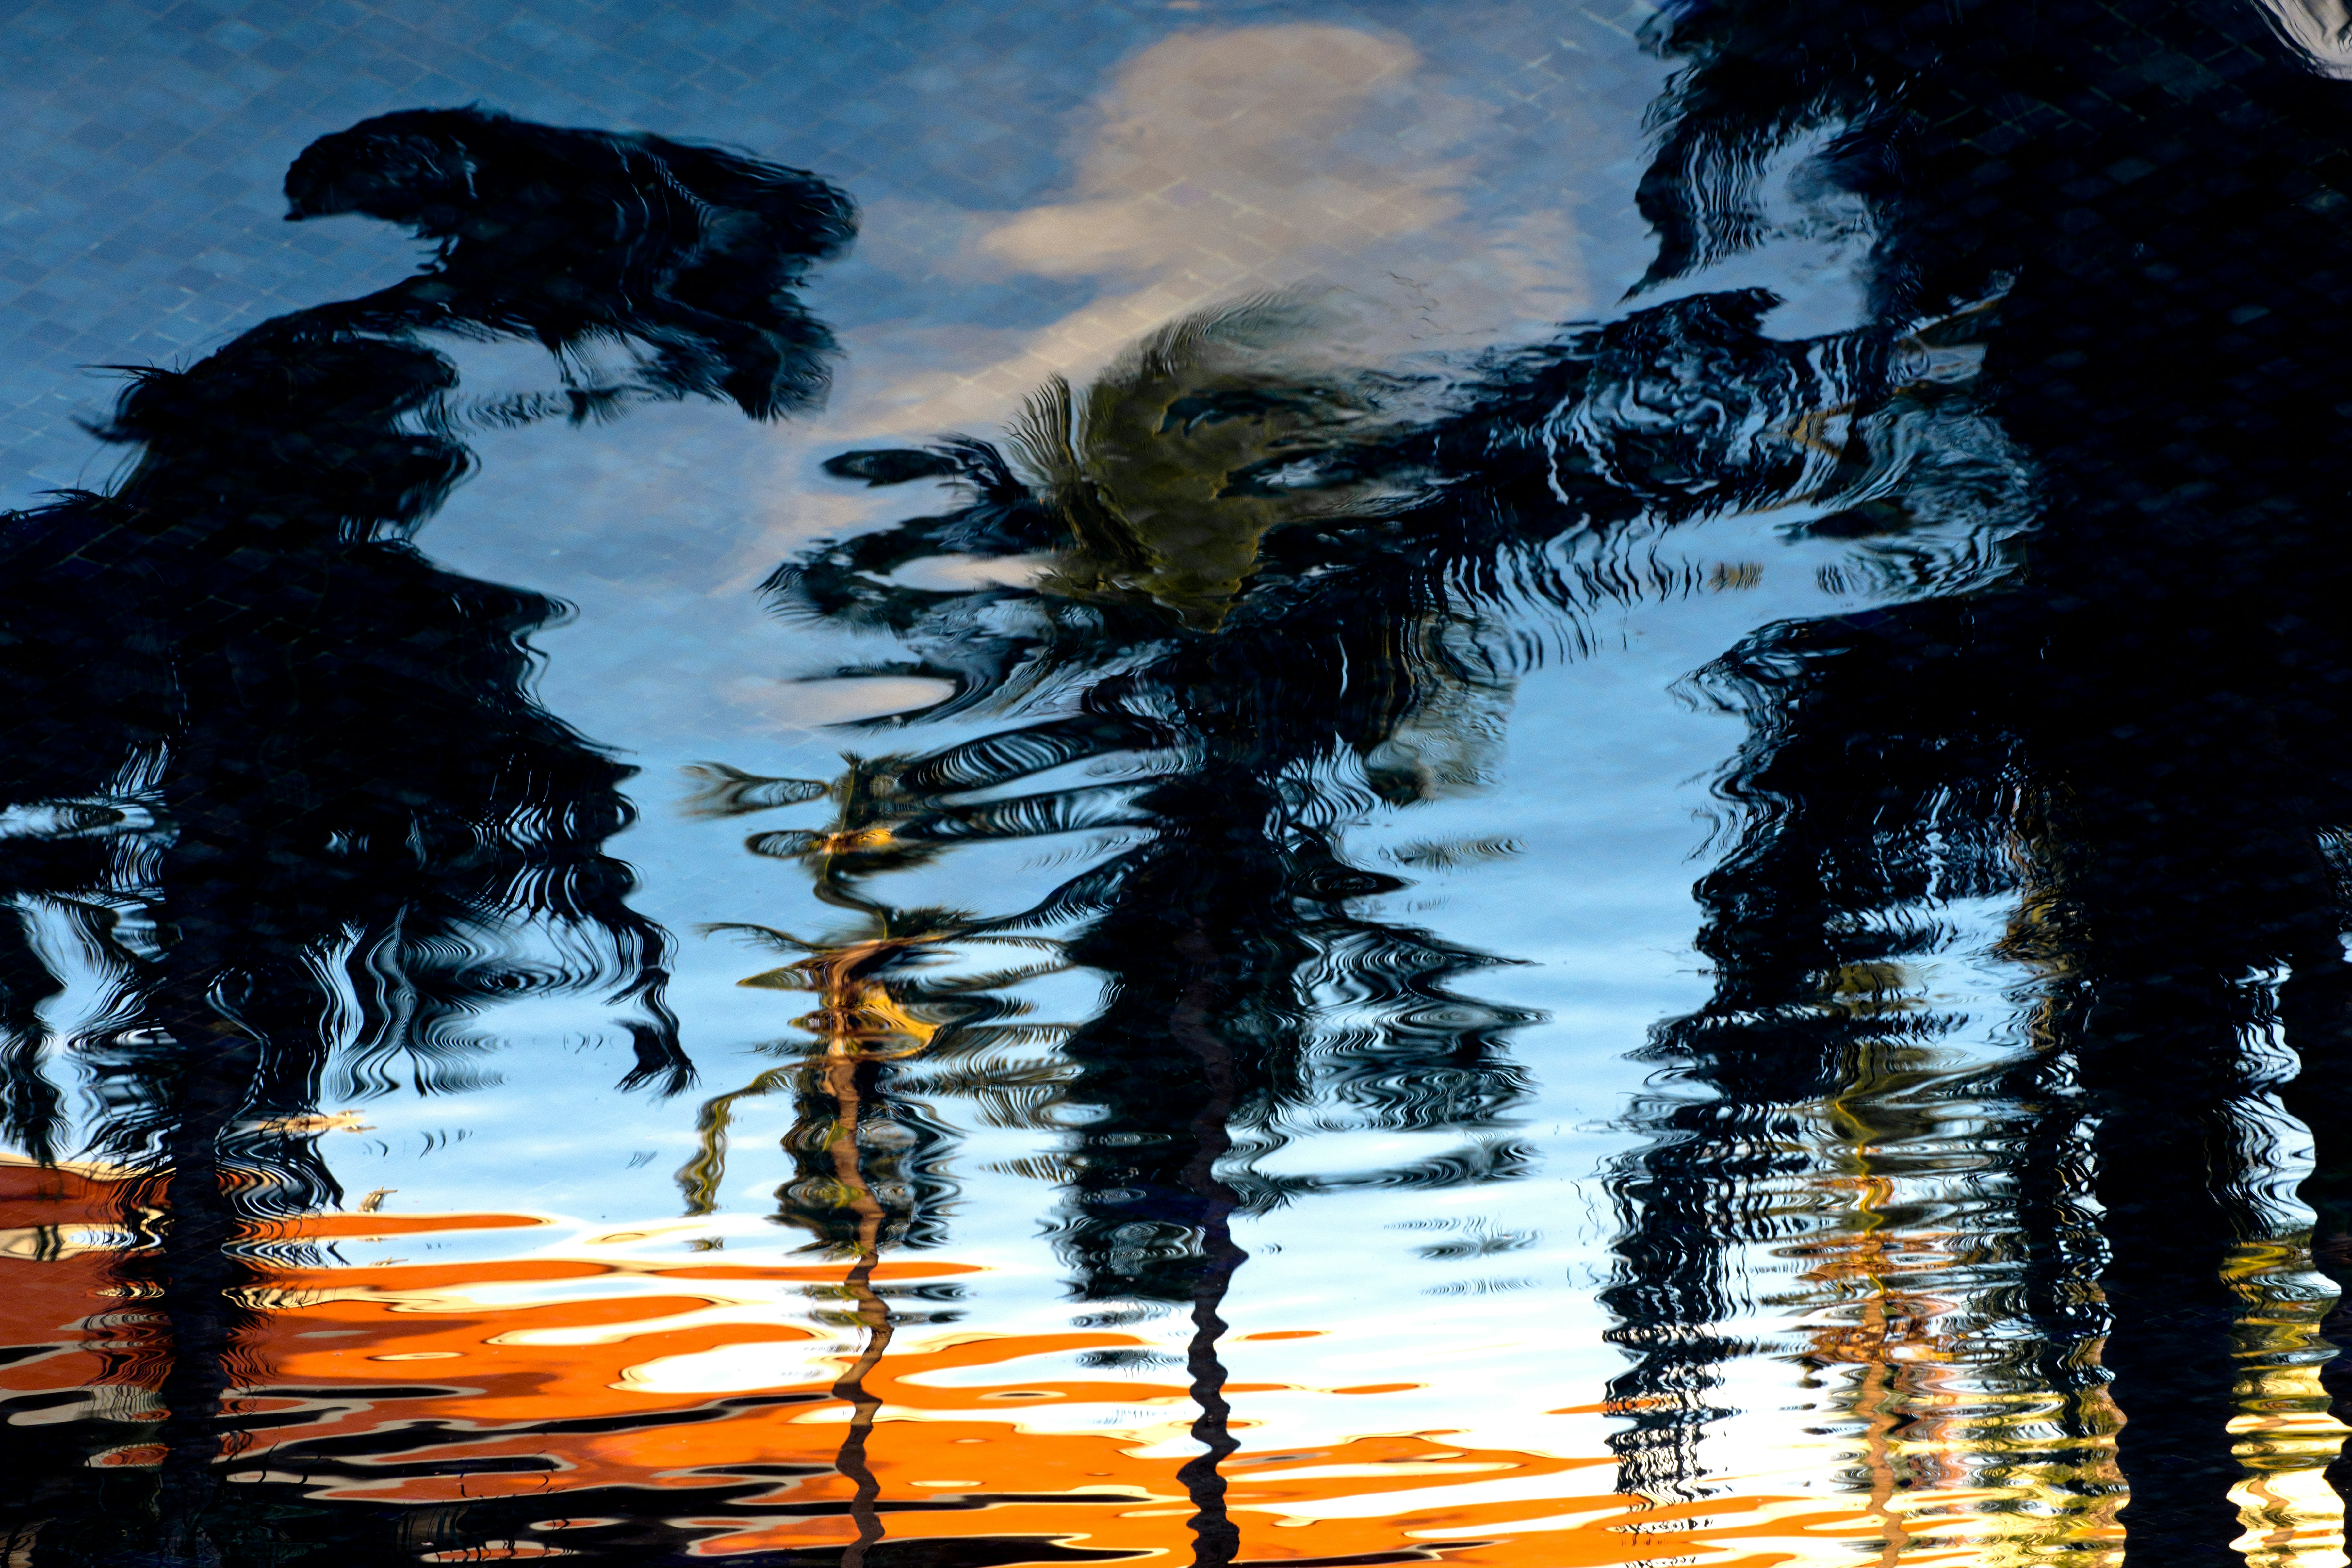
left=7, top=1, right=2352, bottom=1564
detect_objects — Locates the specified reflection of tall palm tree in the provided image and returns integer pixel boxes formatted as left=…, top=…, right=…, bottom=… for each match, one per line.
left=739, top=296, right=1770, bottom=1564
left=678, top=753, right=1083, bottom=1244
left=755, top=253, right=2041, bottom=1564
left=1610, top=595, right=2352, bottom=1550
left=682, top=751, right=1094, bottom=1567
left=754, top=265, right=2039, bottom=1568
left=1597, top=0, right=2352, bottom=1553
left=0, top=108, right=852, bottom=1565
left=0, top=326, right=698, bottom=1565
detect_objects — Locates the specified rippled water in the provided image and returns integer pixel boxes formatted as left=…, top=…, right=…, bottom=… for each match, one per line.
left=8, top=1, right=2352, bottom=1563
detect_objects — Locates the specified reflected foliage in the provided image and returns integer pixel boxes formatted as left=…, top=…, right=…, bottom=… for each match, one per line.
left=0, top=109, right=852, bottom=1565
left=7, top=0, right=2352, bottom=1557
left=1596, top=0, right=2352, bottom=1551
left=727, top=1, right=2352, bottom=1553
left=283, top=106, right=855, bottom=419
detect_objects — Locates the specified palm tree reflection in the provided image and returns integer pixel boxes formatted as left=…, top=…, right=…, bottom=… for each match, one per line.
left=1593, top=0, right=2352, bottom=1555
left=0, top=106, right=853, bottom=1564
left=738, top=49, right=2352, bottom=1538
left=716, top=277, right=2026, bottom=1559
left=10, top=7, right=2352, bottom=1553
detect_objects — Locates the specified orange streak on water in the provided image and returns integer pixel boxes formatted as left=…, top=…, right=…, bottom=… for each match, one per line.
left=0, top=1160, right=1917, bottom=1566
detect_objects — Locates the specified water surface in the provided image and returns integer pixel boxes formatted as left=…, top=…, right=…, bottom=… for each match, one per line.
left=4, top=2, right=2352, bottom=1563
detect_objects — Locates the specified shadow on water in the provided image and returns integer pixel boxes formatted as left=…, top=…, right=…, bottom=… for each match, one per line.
left=0, top=108, right=876, bottom=1566
left=1595, top=0, right=2352, bottom=1556
left=706, top=274, right=2004, bottom=1563
left=719, top=2, right=2352, bottom=1554
left=7, top=0, right=2352, bottom=1557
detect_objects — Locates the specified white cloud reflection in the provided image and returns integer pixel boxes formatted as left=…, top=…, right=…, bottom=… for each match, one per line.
left=832, top=21, right=1612, bottom=436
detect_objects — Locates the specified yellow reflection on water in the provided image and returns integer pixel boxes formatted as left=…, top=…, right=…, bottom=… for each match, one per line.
left=2224, top=1236, right=2350, bottom=1567
left=1763, top=1017, right=2129, bottom=1566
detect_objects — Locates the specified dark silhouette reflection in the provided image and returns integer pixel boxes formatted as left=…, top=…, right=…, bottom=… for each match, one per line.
left=732, top=0, right=2352, bottom=1538
left=0, top=109, right=853, bottom=1566
left=7, top=3, right=2352, bottom=1559
left=717, top=296, right=1921, bottom=1564
left=283, top=106, right=856, bottom=419
left=1591, top=0, right=2352, bottom=1554
left=750, top=283, right=2011, bottom=1275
